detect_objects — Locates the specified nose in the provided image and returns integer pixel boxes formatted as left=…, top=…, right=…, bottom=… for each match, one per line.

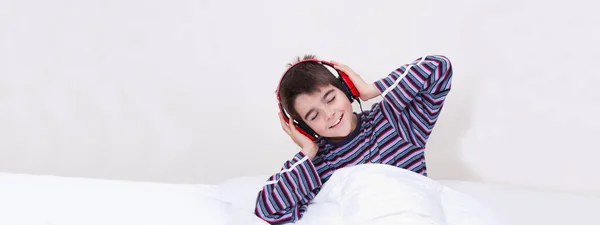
left=324, top=105, right=335, bottom=121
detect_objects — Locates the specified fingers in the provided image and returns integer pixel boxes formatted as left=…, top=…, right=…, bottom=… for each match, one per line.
left=331, top=61, right=353, bottom=74
left=330, top=60, right=345, bottom=66
left=288, top=114, right=297, bottom=133
left=330, top=60, right=345, bottom=69
left=279, top=112, right=291, bottom=135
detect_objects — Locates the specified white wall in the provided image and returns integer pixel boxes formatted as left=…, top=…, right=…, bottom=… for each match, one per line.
left=1, top=0, right=599, bottom=194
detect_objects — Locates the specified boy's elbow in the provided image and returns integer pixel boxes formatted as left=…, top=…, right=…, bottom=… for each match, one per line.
left=433, top=55, right=452, bottom=71
left=254, top=208, right=277, bottom=224
left=427, top=55, right=453, bottom=81
left=254, top=210, right=293, bottom=225
left=254, top=204, right=278, bottom=224
left=254, top=196, right=294, bottom=224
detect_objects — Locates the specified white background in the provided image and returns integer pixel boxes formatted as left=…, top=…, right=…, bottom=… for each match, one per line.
left=1, top=0, right=599, bottom=194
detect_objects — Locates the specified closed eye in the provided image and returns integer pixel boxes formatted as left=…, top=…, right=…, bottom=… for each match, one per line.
left=310, top=113, right=318, bottom=121
left=327, top=96, right=336, bottom=103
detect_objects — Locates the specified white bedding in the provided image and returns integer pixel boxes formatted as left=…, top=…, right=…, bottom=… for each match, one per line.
left=292, top=164, right=498, bottom=225
left=3, top=164, right=599, bottom=225
left=1, top=164, right=497, bottom=225
left=0, top=172, right=266, bottom=225
left=440, top=181, right=600, bottom=225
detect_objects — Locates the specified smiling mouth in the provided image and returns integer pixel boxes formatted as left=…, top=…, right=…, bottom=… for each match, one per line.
left=329, top=114, right=344, bottom=129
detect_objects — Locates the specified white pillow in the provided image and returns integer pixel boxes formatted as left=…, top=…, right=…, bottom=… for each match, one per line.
left=298, top=164, right=448, bottom=225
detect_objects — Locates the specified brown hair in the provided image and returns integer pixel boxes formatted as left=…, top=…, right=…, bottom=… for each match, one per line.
left=278, top=54, right=345, bottom=121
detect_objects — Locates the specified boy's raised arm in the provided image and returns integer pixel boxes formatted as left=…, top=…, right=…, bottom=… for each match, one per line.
left=254, top=151, right=322, bottom=224
left=371, top=55, right=453, bottom=147
left=374, top=55, right=453, bottom=114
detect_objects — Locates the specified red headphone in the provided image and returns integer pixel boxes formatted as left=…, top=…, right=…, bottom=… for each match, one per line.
left=276, top=59, right=360, bottom=141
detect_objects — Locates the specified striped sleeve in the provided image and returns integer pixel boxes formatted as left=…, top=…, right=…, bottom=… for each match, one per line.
left=374, top=55, right=453, bottom=146
left=254, top=151, right=323, bottom=224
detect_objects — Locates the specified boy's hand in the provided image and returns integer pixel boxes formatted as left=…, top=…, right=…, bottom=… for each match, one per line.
left=279, top=112, right=318, bottom=160
left=331, top=61, right=380, bottom=101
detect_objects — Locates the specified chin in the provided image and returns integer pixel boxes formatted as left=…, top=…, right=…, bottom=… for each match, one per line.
left=325, top=127, right=353, bottom=140
left=321, top=112, right=355, bottom=140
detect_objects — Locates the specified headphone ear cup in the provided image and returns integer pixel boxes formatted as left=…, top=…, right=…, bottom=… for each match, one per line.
left=279, top=103, right=318, bottom=141
left=337, top=76, right=354, bottom=102
left=337, top=71, right=360, bottom=101
left=279, top=103, right=292, bottom=123
left=295, top=121, right=318, bottom=141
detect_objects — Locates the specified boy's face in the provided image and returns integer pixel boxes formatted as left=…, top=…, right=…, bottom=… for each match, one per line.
left=294, top=84, right=355, bottom=139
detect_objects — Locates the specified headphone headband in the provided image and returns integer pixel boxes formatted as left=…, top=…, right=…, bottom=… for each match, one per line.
left=275, top=59, right=335, bottom=98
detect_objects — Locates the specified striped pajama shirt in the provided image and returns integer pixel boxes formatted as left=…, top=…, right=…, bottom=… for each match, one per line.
left=255, top=55, right=453, bottom=224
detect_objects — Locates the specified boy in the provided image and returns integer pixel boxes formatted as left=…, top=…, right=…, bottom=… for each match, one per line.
left=255, top=54, right=453, bottom=224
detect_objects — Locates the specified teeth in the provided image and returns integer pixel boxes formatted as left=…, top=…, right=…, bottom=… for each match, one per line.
left=330, top=115, right=342, bottom=128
